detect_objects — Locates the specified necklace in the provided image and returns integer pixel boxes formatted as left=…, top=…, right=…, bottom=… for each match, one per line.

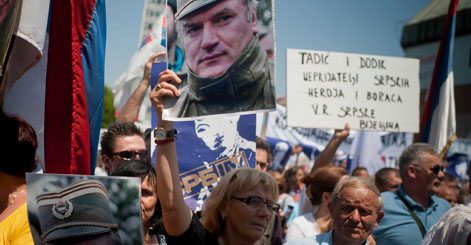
left=2, top=186, right=27, bottom=207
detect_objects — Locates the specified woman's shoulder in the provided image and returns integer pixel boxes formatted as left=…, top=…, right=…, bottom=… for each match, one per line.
left=0, top=203, right=34, bottom=244
left=165, top=214, right=218, bottom=245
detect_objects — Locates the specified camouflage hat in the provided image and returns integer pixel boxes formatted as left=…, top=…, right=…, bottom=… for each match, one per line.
left=175, top=0, right=219, bottom=21
left=36, top=180, right=119, bottom=242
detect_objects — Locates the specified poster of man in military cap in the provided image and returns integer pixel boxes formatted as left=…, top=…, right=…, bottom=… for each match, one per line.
left=26, top=173, right=142, bottom=244
left=161, top=0, right=276, bottom=120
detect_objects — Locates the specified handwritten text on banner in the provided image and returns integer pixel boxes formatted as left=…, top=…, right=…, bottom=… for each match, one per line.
left=286, top=49, right=420, bottom=133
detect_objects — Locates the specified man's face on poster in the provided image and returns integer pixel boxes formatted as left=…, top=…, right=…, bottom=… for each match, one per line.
left=194, top=116, right=239, bottom=151
left=178, top=0, right=258, bottom=78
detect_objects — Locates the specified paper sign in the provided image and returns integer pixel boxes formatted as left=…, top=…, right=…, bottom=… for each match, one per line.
left=286, top=49, right=420, bottom=133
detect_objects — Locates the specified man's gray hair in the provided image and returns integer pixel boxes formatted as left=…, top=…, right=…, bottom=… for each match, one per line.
left=398, top=143, right=437, bottom=179
left=331, top=176, right=383, bottom=213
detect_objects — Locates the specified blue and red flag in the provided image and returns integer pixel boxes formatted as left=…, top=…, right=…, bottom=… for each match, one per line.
left=44, top=0, right=106, bottom=174
left=419, top=0, right=457, bottom=156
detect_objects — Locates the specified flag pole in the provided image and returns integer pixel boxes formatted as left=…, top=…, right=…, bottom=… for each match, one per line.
left=439, top=134, right=457, bottom=159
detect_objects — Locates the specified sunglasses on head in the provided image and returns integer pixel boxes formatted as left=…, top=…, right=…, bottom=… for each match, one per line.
left=430, top=165, right=444, bottom=174
left=112, top=150, right=148, bottom=160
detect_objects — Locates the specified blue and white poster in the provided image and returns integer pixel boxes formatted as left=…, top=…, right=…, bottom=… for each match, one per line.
left=175, top=115, right=256, bottom=210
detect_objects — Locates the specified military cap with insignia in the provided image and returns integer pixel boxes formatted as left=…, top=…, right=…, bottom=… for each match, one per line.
left=175, top=0, right=220, bottom=20
left=36, top=180, right=119, bottom=242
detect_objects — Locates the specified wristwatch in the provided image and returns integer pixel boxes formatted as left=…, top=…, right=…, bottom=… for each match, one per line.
left=154, top=127, right=178, bottom=141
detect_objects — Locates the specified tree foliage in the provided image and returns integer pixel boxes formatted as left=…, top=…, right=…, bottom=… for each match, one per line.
left=102, top=85, right=115, bottom=128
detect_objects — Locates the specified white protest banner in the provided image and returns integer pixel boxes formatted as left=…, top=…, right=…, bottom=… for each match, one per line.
left=286, top=49, right=420, bottom=133
left=266, top=104, right=413, bottom=169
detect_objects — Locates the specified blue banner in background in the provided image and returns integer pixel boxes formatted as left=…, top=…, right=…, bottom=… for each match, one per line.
left=265, top=137, right=292, bottom=172
left=446, top=139, right=471, bottom=181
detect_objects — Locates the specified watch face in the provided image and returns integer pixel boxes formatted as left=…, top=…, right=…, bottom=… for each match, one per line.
left=155, top=129, right=166, bottom=140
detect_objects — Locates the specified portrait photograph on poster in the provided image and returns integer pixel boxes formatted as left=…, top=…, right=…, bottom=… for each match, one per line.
left=26, top=173, right=142, bottom=244
left=162, top=0, right=276, bottom=120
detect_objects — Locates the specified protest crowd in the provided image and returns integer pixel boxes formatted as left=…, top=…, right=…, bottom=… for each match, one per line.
left=1, top=0, right=470, bottom=244
left=3, top=103, right=471, bottom=244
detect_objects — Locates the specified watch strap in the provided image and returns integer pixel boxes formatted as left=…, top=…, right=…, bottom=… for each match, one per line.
left=155, top=136, right=177, bottom=145
left=166, top=128, right=177, bottom=138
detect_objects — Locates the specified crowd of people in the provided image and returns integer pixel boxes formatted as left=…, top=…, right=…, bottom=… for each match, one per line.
left=3, top=102, right=471, bottom=244
left=2, top=0, right=470, bottom=244
left=2, top=48, right=469, bottom=243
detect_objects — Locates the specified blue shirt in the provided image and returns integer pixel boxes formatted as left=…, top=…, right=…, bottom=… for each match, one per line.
left=285, top=230, right=368, bottom=245
left=373, top=184, right=451, bottom=245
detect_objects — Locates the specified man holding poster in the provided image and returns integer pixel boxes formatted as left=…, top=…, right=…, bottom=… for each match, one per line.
left=160, top=0, right=276, bottom=119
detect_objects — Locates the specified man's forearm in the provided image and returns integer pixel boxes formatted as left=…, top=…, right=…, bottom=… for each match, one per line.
left=311, top=137, right=344, bottom=174
left=116, top=79, right=150, bottom=122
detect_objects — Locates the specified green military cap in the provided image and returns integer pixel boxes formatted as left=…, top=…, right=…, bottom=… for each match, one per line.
left=175, top=0, right=220, bottom=21
left=36, top=180, right=119, bottom=242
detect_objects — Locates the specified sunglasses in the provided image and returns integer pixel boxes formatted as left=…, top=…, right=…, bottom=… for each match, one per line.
left=231, top=196, right=280, bottom=213
left=257, top=161, right=268, bottom=169
left=112, top=150, right=148, bottom=160
left=429, top=165, right=444, bottom=174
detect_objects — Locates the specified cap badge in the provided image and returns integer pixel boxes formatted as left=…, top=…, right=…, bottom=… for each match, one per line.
left=52, top=200, right=73, bottom=219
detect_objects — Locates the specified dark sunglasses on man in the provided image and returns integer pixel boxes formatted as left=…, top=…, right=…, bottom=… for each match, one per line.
left=112, top=150, right=148, bottom=160
left=414, top=164, right=444, bottom=175
left=429, top=164, right=444, bottom=174
left=257, top=161, right=268, bottom=169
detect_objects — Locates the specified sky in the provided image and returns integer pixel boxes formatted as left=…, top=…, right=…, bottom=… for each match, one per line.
left=105, top=0, right=432, bottom=98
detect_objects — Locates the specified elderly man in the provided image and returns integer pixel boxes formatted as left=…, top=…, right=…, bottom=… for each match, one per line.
left=100, top=121, right=148, bottom=174
left=373, top=143, right=451, bottom=244
left=161, top=0, right=275, bottom=118
left=287, top=177, right=384, bottom=245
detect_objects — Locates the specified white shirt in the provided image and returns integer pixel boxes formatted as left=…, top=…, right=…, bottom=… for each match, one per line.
left=298, top=186, right=318, bottom=216
left=286, top=213, right=319, bottom=242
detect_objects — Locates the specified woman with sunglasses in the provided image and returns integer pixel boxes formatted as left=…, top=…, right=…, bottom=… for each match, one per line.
left=150, top=70, right=280, bottom=244
left=111, top=160, right=166, bottom=244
